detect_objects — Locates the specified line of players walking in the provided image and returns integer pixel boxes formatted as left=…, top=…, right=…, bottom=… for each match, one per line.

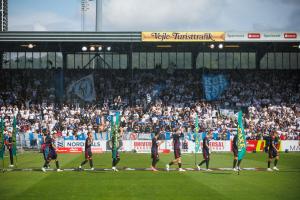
left=36, top=127, right=280, bottom=172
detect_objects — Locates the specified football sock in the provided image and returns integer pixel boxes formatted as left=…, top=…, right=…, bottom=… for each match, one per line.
left=89, top=159, right=93, bottom=168
left=199, top=160, right=206, bottom=166
left=233, top=159, right=237, bottom=168
left=81, top=160, right=87, bottom=166
left=206, top=160, right=209, bottom=169
left=55, top=161, right=59, bottom=169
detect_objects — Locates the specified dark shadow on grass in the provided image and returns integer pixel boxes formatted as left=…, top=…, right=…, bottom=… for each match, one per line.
left=205, top=172, right=232, bottom=175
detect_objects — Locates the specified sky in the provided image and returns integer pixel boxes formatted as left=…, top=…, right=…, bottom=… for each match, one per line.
left=8, top=0, right=300, bottom=32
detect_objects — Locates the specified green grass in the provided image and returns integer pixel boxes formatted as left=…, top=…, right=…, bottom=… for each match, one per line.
left=0, top=151, right=300, bottom=200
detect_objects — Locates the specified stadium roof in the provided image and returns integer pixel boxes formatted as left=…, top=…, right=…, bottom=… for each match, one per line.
left=0, top=31, right=299, bottom=52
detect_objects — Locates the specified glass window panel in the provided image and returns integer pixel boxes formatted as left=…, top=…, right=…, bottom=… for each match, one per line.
left=211, top=53, right=218, bottom=69
left=33, top=52, right=40, bottom=69
left=233, top=53, right=241, bottom=69
left=226, top=52, right=234, bottom=69
left=196, top=52, right=204, bottom=69
left=260, top=53, right=267, bottom=69
left=96, top=53, right=105, bottom=69
left=204, top=52, right=210, bottom=69
left=169, top=52, right=176, bottom=68
left=267, top=52, right=275, bottom=69
left=290, top=53, right=297, bottom=69
left=11, top=52, right=18, bottom=69
left=74, top=53, right=82, bottom=69
left=18, top=52, right=25, bottom=69
left=104, top=53, right=112, bottom=69
left=132, top=52, right=139, bottom=69
left=184, top=52, right=192, bottom=69
left=154, top=52, right=162, bottom=69
left=249, top=53, right=256, bottom=69
left=120, top=54, right=127, bottom=69
left=275, top=53, right=282, bottom=69
left=147, top=52, right=154, bottom=69
left=2, top=52, right=10, bottom=69
left=113, top=54, right=120, bottom=69
left=67, top=54, right=75, bottom=69
left=241, top=53, right=248, bottom=69
left=56, top=52, right=63, bottom=68
left=25, top=52, right=33, bottom=69
left=282, top=53, right=290, bottom=69
left=47, top=52, right=55, bottom=68
left=140, top=52, right=147, bottom=69
left=219, top=52, right=226, bottom=69
left=162, top=52, right=169, bottom=69
left=176, top=52, right=184, bottom=69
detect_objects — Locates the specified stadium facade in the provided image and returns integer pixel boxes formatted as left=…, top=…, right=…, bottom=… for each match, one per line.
left=0, top=31, right=299, bottom=69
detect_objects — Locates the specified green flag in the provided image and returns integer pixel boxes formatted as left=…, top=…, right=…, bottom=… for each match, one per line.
left=12, top=117, right=17, bottom=156
left=237, top=111, right=246, bottom=161
left=111, top=112, right=120, bottom=159
left=194, top=113, right=200, bottom=153
left=0, top=118, right=5, bottom=160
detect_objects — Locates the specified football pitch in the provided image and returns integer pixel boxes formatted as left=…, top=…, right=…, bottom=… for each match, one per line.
left=0, top=152, right=299, bottom=200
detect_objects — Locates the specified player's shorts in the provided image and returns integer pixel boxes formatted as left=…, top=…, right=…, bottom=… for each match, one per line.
left=174, top=149, right=181, bottom=159
left=232, top=148, right=238, bottom=157
left=151, top=150, right=159, bottom=159
left=41, top=144, right=46, bottom=151
left=48, top=149, right=57, bottom=160
left=85, top=149, right=92, bottom=159
left=203, top=149, right=210, bottom=160
left=268, top=149, right=279, bottom=159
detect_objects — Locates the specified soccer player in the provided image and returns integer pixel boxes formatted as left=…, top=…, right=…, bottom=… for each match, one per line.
left=151, top=132, right=160, bottom=171
left=79, top=132, right=94, bottom=170
left=267, top=131, right=280, bottom=171
left=111, top=125, right=123, bottom=172
left=5, top=131, right=14, bottom=167
left=41, top=132, right=62, bottom=172
left=197, top=130, right=212, bottom=171
left=232, top=133, right=242, bottom=171
left=41, top=129, right=50, bottom=168
left=166, top=128, right=185, bottom=172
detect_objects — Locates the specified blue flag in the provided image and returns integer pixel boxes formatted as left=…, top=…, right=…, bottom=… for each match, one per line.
left=202, top=74, right=228, bottom=101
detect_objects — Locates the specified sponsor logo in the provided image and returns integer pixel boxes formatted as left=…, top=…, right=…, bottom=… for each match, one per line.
left=289, top=145, right=300, bottom=151
left=263, top=33, right=281, bottom=38
left=142, top=32, right=225, bottom=42
left=284, top=33, right=297, bottom=39
left=133, top=141, right=152, bottom=150
left=226, top=33, right=245, bottom=38
left=248, top=33, right=261, bottom=39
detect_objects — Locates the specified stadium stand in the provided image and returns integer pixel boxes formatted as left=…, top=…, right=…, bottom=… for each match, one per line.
left=0, top=69, right=299, bottom=147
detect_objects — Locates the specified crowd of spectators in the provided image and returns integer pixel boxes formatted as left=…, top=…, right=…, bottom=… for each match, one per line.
left=0, top=69, right=299, bottom=141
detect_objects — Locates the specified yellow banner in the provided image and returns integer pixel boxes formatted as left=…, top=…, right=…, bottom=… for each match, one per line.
left=142, top=32, right=225, bottom=42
